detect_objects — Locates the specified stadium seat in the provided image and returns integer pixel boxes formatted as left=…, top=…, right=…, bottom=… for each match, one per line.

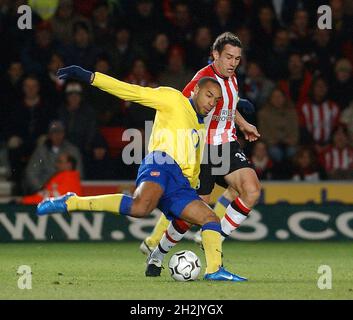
left=100, top=127, right=130, bottom=158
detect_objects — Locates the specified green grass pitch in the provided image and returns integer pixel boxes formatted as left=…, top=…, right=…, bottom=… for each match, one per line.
left=0, top=242, right=352, bottom=300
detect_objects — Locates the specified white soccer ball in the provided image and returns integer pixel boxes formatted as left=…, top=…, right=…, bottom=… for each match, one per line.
left=168, top=250, right=201, bottom=281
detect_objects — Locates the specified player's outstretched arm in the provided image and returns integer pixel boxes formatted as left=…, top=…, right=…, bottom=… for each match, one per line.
left=57, top=65, right=178, bottom=111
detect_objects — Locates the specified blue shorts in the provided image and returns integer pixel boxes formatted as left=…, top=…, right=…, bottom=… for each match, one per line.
left=136, top=151, right=201, bottom=220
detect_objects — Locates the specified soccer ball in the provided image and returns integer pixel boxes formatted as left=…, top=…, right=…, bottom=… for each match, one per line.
left=168, top=250, right=201, bottom=281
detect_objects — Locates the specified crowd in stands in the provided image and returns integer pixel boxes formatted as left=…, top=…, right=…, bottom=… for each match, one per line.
left=0, top=0, right=353, bottom=197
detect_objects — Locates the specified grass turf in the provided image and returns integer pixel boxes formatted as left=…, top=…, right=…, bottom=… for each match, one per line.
left=0, top=242, right=352, bottom=300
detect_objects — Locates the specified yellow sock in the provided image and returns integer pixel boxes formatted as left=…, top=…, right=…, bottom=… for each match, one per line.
left=201, top=226, right=222, bottom=274
left=145, top=214, right=170, bottom=248
left=213, top=195, right=231, bottom=219
left=66, top=194, right=132, bottom=215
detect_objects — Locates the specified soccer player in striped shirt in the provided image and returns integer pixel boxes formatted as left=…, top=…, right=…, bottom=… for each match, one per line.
left=144, top=32, right=261, bottom=277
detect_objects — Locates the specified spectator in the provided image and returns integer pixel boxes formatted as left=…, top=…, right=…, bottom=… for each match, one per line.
left=124, top=58, right=154, bottom=87
left=235, top=26, right=257, bottom=81
left=84, top=134, right=116, bottom=180
left=88, top=55, right=121, bottom=126
left=21, top=152, right=82, bottom=205
left=41, top=52, right=66, bottom=109
left=91, top=1, right=114, bottom=47
left=298, top=76, right=340, bottom=150
left=50, top=0, right=89, bottom=45
left=129, top=0, right=168, bottom=48
left=330, top=58, right=353, bottom=110
left=257, top=88, right=299, bottom=163
left=124, top=58, right=157, bottom=129
left=289, top=9, right=312, bottom=54
left=251, top=141, right=274, bottom=180
left=211, top=0, right=237, bottom=35
left=21, top=21, right=59, bottom=76
left=6, top=75, right=54, bottom=189
left=264, top=28, right=293, bottom=80
left=0, top=61, right=24, bottom=134
left=148, top=33, right=170, bottom=77
left=251, top=5, right=279, bottom=56
left=58, top=82, right=97, bottom=154
left=169, top=1, right=194, bottom=46
left=62, top=21, right=100, bottom=70
left=158, top=46, right=194, bottom=91
left=291, top=146, right=324, bottom=181
left=187, top=26, right=213, bottom=71
left=330, top=0, right=353, bottom=45
left=24, top=120, right=82, bottom=193
left=243, top=61, right=275, bottom=108
left=106, top=26, right=143, bottom=77
left=305, top=29, right=338, bottom=78
left=340, top=100, right=353, bottom=142
left=278, top=52, right=313, bottom=107
left=319, top=126, right=353, bottom=180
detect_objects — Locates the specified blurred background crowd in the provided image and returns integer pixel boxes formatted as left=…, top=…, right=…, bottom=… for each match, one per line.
left=0, top=0, right=353, bottom=198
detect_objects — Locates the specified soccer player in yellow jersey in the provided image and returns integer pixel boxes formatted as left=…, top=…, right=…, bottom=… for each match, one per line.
left=37, top=65, right=247, bottom=281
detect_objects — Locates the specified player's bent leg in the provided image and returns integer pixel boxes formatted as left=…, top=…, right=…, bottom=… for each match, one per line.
left=180, top=200, right=246, bottom=282
left=37, top=181, right=164, bottom=219
left=145, top=219, right=191, bottom=277
left=225, top=168, right=261, bottom=208
left=220, top=168, right=261, bottom=239
left=194, top=187, right=238, bottom=244
left=140, top=213, right=170, bottom=255
left=213, top=187, right=238, bottom=219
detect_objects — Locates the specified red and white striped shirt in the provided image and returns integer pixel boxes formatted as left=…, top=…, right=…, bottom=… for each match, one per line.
left=298, top=100, right=340, bottom=145
left=183, top=64, right=239, bottom=145
left=320, top=146, right=353, bottom=171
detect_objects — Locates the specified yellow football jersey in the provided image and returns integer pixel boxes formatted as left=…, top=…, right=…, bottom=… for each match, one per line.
left=92, top=72, right=206, bottom=188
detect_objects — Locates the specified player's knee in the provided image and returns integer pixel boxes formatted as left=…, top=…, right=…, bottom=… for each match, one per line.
left=203, top=211, right=220, bottom=224
left=131, top=198, right=154, bottom=217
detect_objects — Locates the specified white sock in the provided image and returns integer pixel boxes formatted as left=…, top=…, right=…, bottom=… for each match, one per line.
left=150, top=219, right=189, bottom=262
left=221, top=197, right=251, bottom=238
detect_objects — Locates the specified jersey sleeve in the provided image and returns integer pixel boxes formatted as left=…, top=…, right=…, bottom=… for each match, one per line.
left=92, top=72, right=180, bottom=111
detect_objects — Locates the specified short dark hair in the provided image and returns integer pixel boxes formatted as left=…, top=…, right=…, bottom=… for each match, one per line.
left=62, top=153, right=77, bottom=170
left=67, top=154, right=77, bottom=170
left=212, top=32, right=242, bottom=53
left=197, top=76, right=221, bottom=89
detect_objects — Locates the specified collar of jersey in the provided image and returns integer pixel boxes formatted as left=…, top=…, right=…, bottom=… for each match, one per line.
left=211, top=63, right=228, bottom=80
left=188, top=98, right=205, bottom=124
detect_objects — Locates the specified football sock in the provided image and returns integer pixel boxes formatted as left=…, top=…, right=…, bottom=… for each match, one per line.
left=66, top=194, right=132, bottom=215
left=145, top=214, right=170, bottom=248
left=150, top=219, right=189, bottom=262
left=221, top=197, right=251, bottom=239
left=213, top=195, right=231, bottom=219
left=201, top=222, right=222, bottom=274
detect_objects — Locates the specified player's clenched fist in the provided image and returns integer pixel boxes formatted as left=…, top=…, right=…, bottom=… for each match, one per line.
left=57, top=65, right=93, bottom=83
